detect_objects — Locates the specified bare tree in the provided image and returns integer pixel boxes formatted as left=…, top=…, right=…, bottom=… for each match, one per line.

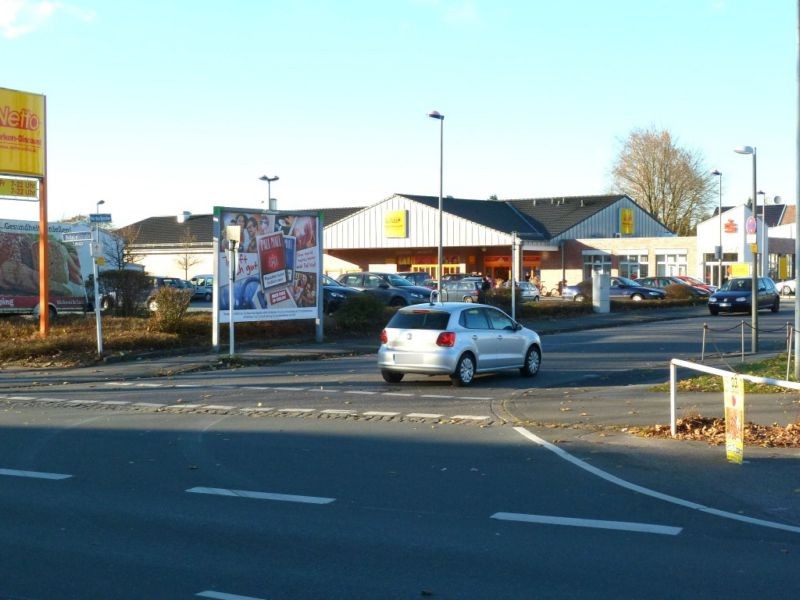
left=107, top=224, right=143, bottom=270
left=176, top=228, right=202, bottom=279
left=612, top=127, right=716, bottom=235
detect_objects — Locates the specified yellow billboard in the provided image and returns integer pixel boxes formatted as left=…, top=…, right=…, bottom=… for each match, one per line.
left=0, top=87, right=46, bottom=177
left=384, top=210, right=408, bottom=238
left=620, top=207, right=634, bottom=235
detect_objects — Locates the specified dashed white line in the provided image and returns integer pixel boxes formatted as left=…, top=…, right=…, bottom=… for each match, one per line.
left=461, top=396, right=492, bottom=401
left=33, top=398, right=62, bottom=403
left=175, top=384, right=200, bottom=388
left=187, top=487, right=335, bottom=505
left=363, top=411, right=400, bottom=417
left=203, top=405, right=235, bottom=410
left=381, top=392, right=413, bottom=397
left=321, top=409, right=357, bottom=415
left=0, top=468, right=72, bottom=480
left=276, top=408, right=315, bottom=413
left=491, top=512, right=682, bottom=536
left=7, top=395, right=35, bottom=400
left=133, top=402, right=165, bottom=408
left=197, top=591, right=267, bottom=600
left=420, top=394, right=453, bottom=399
left=67, top=400, right=98, bottom=405
left=406, top=413, right=444, bottom=419
left=136, top=383, right=162, bottom=388
left=451, top=415, right=490, bottom=421
left=344, top=391, right=376, bottom=395
left=100, top=400, right=130, bottom=405
left=167, top=404, right=205, bottom=410
left=273, top=387, right=306, bottom=391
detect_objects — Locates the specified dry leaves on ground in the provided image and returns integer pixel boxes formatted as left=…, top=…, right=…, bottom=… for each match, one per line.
left=631, top=416, right=800, bottom=447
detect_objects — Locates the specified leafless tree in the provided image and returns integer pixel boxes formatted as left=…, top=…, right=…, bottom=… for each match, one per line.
left=176, top=228, right=202, bottom=280
left=107, top=224, right=143, bottom=270
left=612, top=127, right=716, bottom=235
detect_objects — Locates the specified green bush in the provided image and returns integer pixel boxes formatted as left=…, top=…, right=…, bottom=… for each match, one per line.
left=329, top=293, right=390, bottom=335
left=148, top=287, right=193, bottom=333
left=663, top=283, right=695, bottom=299
left=98, top=270, right=151, bottom=316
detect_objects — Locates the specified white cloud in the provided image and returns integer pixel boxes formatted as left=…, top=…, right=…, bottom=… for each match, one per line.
left=0, top=0, right=93, bottom=39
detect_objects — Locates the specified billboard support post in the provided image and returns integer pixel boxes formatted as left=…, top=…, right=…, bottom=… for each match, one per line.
left=226, top=225, right=241, bottom=357
left=38, top=177, right=49, bottom=335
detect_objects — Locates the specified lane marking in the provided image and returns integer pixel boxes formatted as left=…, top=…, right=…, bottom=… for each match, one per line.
left=197, top=591, right=267, bottom=600
left=274, top=387, right=306, bottom=391
left=309, top=388, right=338, bottom=393
left=167, top=404, right=205, bottom=410
left=187, top=487, right=334, bottom=505
left=7, top=396, right=35, bottom=400
left=135, top=383, right=162, bottom=388
left=407, top=413, right=444, bottom=419
left=67, top=400, right=98, bottom=405
left=461, top=396, right=492, bottom=401
left=0, top=468, right=72, bottom=480
left=203, top=405, right=235, bottom=410
left=382, top=392, right=413, bottom=397
left=421, top=394, right=453, bottom=399
left=364, top=411, right=400, bottom=417
left=33, top=398, right=62, bottom=403
left=175, top=384, right=200, bottom=388
left=133, top=402, right=165, bottom=408
left=491, top=512, right=681, bottom=536
left=321, top=409, right=357, bottom=415
left=277, top=408, right=315, bottom=413
left=513, top=427, right=800, bottom=535
left=241, top=408, right=275, bottom=413
left=100, top=400, right=130, bottom=405
left=451, top=415, right=491, bottom=420
left=344, top=391, right=377, bottom=395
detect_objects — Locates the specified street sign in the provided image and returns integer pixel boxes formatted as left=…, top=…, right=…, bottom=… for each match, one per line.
left=745, top=216, right=757, bottom=235
left=62, top=231, right=93, bottom=243
left=90, top=213, right=112, bottom=223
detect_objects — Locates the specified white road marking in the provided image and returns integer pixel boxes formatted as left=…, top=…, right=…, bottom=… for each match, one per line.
left=32, top=398, right=62, bottom=402
left=277, top=408, right=315, bottom=413
left=7, top=395, right=35, bottom=400
left=240, top=408, right=275, bottom=413
left=321, top=409, right=357, bottom=415
left=250, top=386, right=272, bottom=390
left=491, top=512, right=682, bottom=536
left=461, top=396, right=492, bottom=401
left=133, top=402, right=165, bottom=408
left=187, top=487, right=335, bottom=505
left=309, top=388, right=338, bottom=393
left=0, top=468, right=72, bottom=480
left=420, top=394, right=453, bottom=399
left=175, top=384, right=200, bottom=388
left=100, top=400, right=130, bottom=405
left=106, top=382, right=133, bottom=386
left=136, top=383, right=162, bottom=388
left=167, top=404, right=205, bottom=410
left=274, top=387, right=306, bottom=391
left=451, top=415, right=491, bottom=420
left=344, top=390, right=377, bottom=395
left=382, top=392, right=413, bottom=397
left=364, top=411, right=400, bottom=417
left=67, top=400, right=98, bottom=405
left=197, top=591, right=267, bottom=600
left=406, top=413, right=444, bottom=419
left=203, top=405, right=235, bottom=410
left=514, top=427, right=800, bottom=535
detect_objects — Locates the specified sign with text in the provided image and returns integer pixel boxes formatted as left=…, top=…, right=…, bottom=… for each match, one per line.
left=0, top=87, right=46, bottom=177
left=723, top=375, right=745, bottom=464
left=62, top=231, right=93, bottom=242
left=89, top=213, right=112, bottom=223
left=0, top=176, right=38, bottom=200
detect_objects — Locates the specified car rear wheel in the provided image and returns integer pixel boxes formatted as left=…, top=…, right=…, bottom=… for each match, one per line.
left=381, top=369, right=404, bottom=383
left=389, top=297, right=406, bottom=308
left=781, top=285, right=793, bottom=296
left=204, top=292, right=212, bottom=301
left=520, top=346, right=541, bottom=377
left=451, top=354, right=475, bottom=387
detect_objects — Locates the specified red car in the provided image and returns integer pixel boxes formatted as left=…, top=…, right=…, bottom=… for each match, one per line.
left=673, top=275, right=717, bottom=293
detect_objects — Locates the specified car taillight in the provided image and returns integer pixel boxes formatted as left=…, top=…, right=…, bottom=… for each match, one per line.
left=380, top=329, right=388, bottom=344
left=436, top=331, right=456, bottom=347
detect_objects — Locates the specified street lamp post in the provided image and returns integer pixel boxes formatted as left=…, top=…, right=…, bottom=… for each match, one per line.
left=734, top=145, right=758, bottom=353
left=428, top=110, right=444, bottom=296
left=93, top=200, right=105, bottom=354
left=259, top=175, right=279, bottom=210
left=711, top=170, right=723, bottom=287
left=225, top=225, right=241, bottom=357
left=757, top=190, right=772, bottom=279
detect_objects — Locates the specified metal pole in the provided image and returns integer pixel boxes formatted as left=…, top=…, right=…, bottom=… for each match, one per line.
left=228, top=240, right=237, bottom=357
left=511, top=231, right=517, bottom=320
left=718, top=172, right=723, bottom=287
left=795, top=3, right=800, bottom=379
left=751, top=150, right=758, bottom=353
left=437, top=117, right=444, bottom=292
left=93, top=230, right=102, bottom=354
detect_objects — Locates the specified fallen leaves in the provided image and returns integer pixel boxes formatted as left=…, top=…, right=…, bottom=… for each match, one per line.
left=631, top=415, right=800, bottom=447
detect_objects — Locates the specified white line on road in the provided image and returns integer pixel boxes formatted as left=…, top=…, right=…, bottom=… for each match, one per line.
left=513, top=426, right=800, bottom=535
left=175, top=384, right=200, bottom=388
left=7, top=396, right=35, bottom=400
left=273, top=387, right=306, bottom=391
left=381, top=392, right=413, bottom=397
left=106, top=382, right=133, bottom=386
left=491, top=512, right=682, bottom=536
left=197, top=591, right=267, bottom=600
left=133, top=402, right=165, bottom=408
left=461, top=396, right=492, bottom=401
left=276, top=408, right=315, bottom=413
left=167, top=404, right=205, bottom=410
left=406, top=413, right=444, bottom=419
left=203, top=405, right=235, bottom=410
left=100, top=400, right=130, bottom=405
left=321, top=409, right=357, bottom=415
left=420, top=394, right=453, bottom=399
left=451, top=415, right=491, bottom=421
left=344, top=390, right=377, bottom=395
left=309, top=388, right=338, bottom=393
left=187, top=487, right=335, bottom=504
left=136, top=383, right=162, bottom=388
left=364, top=411, right=400, bottom=417
left=0, top=468, right=72, bottom=480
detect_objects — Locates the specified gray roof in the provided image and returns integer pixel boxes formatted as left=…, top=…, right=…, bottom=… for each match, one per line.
left=122, top=207, right=362, bottom=247
left=399, top=193, right=629, bottom=239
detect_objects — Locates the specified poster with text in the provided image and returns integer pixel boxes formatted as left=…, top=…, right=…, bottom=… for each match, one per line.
left=723, top=375, right=744, bottom=464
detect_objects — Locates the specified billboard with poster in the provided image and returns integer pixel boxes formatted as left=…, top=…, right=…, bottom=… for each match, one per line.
left=213, top=207, right=321, bottom=322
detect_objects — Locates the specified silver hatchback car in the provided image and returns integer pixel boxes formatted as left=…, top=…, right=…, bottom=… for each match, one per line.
left=377, top=302, right=542, bottom=386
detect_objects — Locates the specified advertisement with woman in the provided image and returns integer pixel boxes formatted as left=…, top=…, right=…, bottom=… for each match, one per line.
left=213, top=207, right=321, bottom=322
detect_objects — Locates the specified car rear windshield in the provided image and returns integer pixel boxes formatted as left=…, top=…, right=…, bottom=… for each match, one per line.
left=388, top=310, right=451, bottom=330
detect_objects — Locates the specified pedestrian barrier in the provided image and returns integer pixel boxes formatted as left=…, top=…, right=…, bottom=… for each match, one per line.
left=701, top=321, right=795, bottom=375
left=668, top=358, right=800, bottom=437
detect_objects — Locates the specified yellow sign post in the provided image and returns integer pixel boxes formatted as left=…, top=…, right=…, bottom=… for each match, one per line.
left=0, top=87, right=48, bottom=335
left=723, top=375, right=745, bottom=464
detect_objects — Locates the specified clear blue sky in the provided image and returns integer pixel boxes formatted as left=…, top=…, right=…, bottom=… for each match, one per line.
left=1, top=0, right=796, bottom=227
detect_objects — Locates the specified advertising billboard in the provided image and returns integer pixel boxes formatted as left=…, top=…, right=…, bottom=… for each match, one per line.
left=0, top=87, right=46, bottom=177
left=213, top=207, right=321, bottom=323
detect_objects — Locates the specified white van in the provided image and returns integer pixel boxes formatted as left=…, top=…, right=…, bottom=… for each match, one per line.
left=190, top=274, right=214, bottom=301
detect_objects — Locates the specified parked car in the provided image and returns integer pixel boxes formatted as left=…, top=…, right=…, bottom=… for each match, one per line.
left=396, top=271, right=432, bottom=287
left=501, top=280, right=541, bottom=302
left=337, top=272, right=433, bottom=306
left=440, top=279, right=481, bottom=302
left=377, top=301, right=542, bottom=386
left=146, top=276, right=192, bottom=311
left=774, top=278, right=796, bottom=296
left=636, top=276, right=710, bottom=298
left=190, top=274, right=214, bottom=301
left=322, top=274, right=362, bottom=313
left=707, top=277, right=780, bottom=315
left=562, top=276, right=666, bottom=301
left=673, top=275, right=717, bottom=293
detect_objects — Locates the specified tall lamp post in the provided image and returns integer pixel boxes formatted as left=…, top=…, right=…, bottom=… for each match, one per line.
left=259, top=175, right=279, bottom=210
left=711, top=170, right=723, bottom=287
left=93, top=200, right=105, bottom=354
left=734, top=145, right=758, bottom=353
left=428, top=110, right=444, bottom=295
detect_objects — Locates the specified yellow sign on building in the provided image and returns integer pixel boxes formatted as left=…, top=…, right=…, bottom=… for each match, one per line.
left=0, top=87, right=46, bottom=177
left=384, top=210, right=408, bottom=238
left=620, top=207, right=635, bottom=235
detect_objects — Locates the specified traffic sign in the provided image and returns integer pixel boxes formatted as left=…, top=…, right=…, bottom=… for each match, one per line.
left=62, top=231, right=93, bottom=242
left=745, top=216, right=757, bottom=235
left=90, top=213, right=112, bottom=223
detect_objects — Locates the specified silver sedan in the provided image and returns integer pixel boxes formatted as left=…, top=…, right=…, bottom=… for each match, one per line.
left=377, top=302, right=542, bottom=386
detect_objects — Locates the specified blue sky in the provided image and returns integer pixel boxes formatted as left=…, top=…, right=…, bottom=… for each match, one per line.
left=1, top=0, right=796, bottom=227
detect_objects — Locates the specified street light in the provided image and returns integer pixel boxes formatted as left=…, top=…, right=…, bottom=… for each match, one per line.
left=428, top=110, right=444, bottom=296
left=711, top=170, right=722, bottom=287
left=734, top=145, right=758, bottom=353
left=258, top=175, right=279, bottom=209
left=92, top=200, right=106, bottom=354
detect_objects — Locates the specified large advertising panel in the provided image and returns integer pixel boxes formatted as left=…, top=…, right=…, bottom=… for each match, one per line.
left=0, top=87, right=46, bottom=177
left=213, top=207, right=321, bottom=322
